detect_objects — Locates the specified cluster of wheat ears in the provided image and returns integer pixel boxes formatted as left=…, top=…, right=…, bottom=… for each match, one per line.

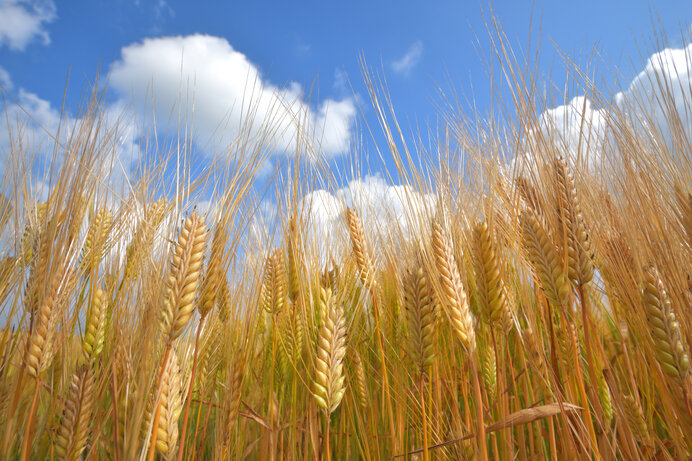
left=0, top=30, right=691, bottom=461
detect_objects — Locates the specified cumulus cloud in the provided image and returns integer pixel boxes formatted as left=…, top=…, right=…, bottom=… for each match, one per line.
left=614, top=43, right=692, bottom=150
left=524, top=42, right=692, bottom=168
left=537, top=96, right=608, bottom=164
left=392, top=40, right=423, bottom=76
left=300, top=175, right=435, bottom=264
left=109, top=34, right=356, bottom=159
left=0, top=0, right=56, bottom=51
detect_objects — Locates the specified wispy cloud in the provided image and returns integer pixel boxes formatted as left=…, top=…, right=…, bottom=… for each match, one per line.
left=392, top=40, right=423, bottom=76
left=0, top=66, right=12, bottom=90
left=0, top=0, right=56, bottom=51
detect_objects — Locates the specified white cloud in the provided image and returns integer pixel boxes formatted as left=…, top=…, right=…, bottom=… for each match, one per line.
left=0, top=87, right=64, bottom=166
left=392, top=40, right=423, bottom=76
left=333, top=68, right=348, bottom=94
left=109, top=34, right=356, bottom=159
left=0, top=0, right=56, bottom=51
left=614, top=43, right=692, bottom=151
left=300, top=175, right=435, bottom=265
left=0, top=83, right=140, bottom=194
left=537, top=96, right=608, bottom=164
left=518, top=42, right=692, bottom=169
left=0, top=66, right=12, bottom=90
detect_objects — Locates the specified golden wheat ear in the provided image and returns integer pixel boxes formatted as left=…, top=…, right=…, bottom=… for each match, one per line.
left=54, top=365, right=96, bottom=461
left=554, top=157, right=593, bottom=286
left=260, top=248, right=286, bottom=315
left=346, top=207, right=376, bottom=289
left=161, top=211, right=207, bottom=343
left=431, top=217, right=476, bottom=352
left=26, top=261, right=69, bottom=378
left=199, top=218, right=227, bottom=319
left=81, top=207, right=112, bottom=273
left=83, top=287, right=107, bottom=362
left=154, top=350, right=183, bottom=459
left=403, top=265, right=436, bottom=375
left=641, top=266, right=690, bottom=383
left=312, top=287, right=347, bottom=415
left=473, top=221, right=510, bottom=330
left=351, top=350, right=368, bottom=409
left=520, top=210, right=570, bottom=309
left=621, top=394, right=651, bottom=448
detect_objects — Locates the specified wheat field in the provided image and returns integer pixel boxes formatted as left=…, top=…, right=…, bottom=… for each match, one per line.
left=0, top=25, right=691, bottom=461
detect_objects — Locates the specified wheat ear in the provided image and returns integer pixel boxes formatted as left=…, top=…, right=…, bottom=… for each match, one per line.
left=622, top=395, right=651, bottom=447
left=520, top=210, right=570, bottom=308
left=351, top=350, right=368, bottom=409
left=26, top=261, right=68, bottom=377
left=198, top=219, right=226, bottom=319
left=83, top=287, right=106, bottom=362
left=642, top=266, right=690, bottom=382
left=81, top=207, right=112, bottom=273
left=474, top=221, right=509, bottom=330
left=346, top=207, right=375, bottom=288
left=431, top=217, right=475, bottom=352
left=260, top=248, right=286, bottom=315
left=404, top=266, right=437, bottom=375
left=312, top=287, right=347, bottom=415
left=54, top=365, right=96, bottom=461
left=554, top=157, right=593, bottom=286
left=153, top=350, right=183, bottom=459
left=161, top=211, right=207, bottom=343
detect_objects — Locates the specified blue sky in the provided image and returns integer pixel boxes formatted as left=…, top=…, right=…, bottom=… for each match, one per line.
left=0, top=0, right=691, bottom=199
